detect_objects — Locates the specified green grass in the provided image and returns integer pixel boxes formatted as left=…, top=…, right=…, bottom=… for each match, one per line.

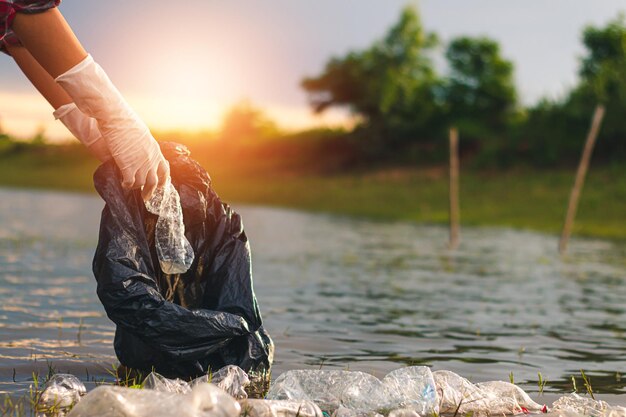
left=1, top=144, right=625, bottom=240
left=209, top=165, right=626, bottom=240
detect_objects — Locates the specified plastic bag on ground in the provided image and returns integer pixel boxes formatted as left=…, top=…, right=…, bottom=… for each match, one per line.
left=433, top=370, right=543, bottom=416
left=266, top=367, right=438, bottom=415
left=551, top=393, right=626, bottom=417
left=92, top=142, right=273, bottom=379
left=239, top=399, right=324, bottom=417
left=67, top=383, right=240, bottom=417
left=144, top=177, right=194, bottom=274
left=37, top=374, right=86, bottom=412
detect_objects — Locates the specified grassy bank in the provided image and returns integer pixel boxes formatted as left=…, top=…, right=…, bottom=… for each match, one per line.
left=0, top=143, right=625, bottom=240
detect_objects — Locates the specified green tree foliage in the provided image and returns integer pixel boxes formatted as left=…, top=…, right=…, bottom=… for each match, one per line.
left=302, top=6, right=626, bottom=167
left=444, top=37, right=517, bottom=138
left=522, top=15, right=626, bottom=165
left=301, top=6, right=441, bottom=154
left=580, top=14, right=626, bottom=101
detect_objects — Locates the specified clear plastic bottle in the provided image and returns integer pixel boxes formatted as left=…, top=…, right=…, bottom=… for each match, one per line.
left=144, top=179, right=194, bottom=274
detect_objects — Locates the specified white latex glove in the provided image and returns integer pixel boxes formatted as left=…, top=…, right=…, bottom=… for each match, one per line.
left=55, top=54, right=169, bottom=200
left=53, top=102, right=111, bottom=162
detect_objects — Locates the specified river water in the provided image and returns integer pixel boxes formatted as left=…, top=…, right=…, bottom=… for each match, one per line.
left=0, top=187, right=625, bottom=406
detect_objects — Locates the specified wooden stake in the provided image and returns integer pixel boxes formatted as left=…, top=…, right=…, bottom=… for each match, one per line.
left=449, top=127, right=460, bottom=250
left=559, top=104, right=605, bottom=254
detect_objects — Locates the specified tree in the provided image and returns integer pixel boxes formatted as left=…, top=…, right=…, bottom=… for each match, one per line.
left=301, top=6, right=441, bottom=153
left=219, top=101, right=278, bottom=143
left=580, top=14, right=626, bottom=101
left=444, top=36, right=517, bottom=139
left=518, top=15, right=626, bottom=166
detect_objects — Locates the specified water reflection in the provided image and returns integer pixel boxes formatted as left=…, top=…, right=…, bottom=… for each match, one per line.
left=0, top=188, right=625, bottom=404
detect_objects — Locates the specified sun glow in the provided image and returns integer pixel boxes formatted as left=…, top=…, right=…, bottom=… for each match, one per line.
left=0, top=92, right=71, bottom=141
left=0, top=4, right=353, bottom=142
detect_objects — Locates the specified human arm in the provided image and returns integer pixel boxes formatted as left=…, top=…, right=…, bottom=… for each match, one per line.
left=5, top=42, right=110, bottom=162
left=11, top=8, right=167, bottom=199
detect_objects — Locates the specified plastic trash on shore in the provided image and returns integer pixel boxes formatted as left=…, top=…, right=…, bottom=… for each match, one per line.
left=144, top=178, right=194, bottom=274
left=266, top=370, right=384, bottom=413
left=211, top=365, right=250, bottom=399
left=143, top=372, right=191, bottom=394
left=386, top=409, right=421, bottom=417
left=143, top=366, right=250, bottom=399
left=266, top=366, right=438, bottom=415
left=239, top=399, right=324, bottom=417
left=37, top=374, right=86, bottom=412
left=93, top=142, right=273, bottom=379
left=433, top=370, right=543, bottom=416
left=382, top=367, right=438, bottom=414
left=551, top=393, right=626, bottom=417
left=332, top=406, right=384, bottom=417
left=67, top=383, right=240, bottom=417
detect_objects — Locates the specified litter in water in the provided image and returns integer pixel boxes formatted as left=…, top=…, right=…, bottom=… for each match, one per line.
left=550, top=393, right=626, bottom=417
left=433, top=370, right=544, bottom=416
left=67, top=382, right=240, bottom=417
left=27, top=366, right=626, bottom=417
left=266, top=367, right=439, bottom=415
left=37, top=374, right=86, bottom=413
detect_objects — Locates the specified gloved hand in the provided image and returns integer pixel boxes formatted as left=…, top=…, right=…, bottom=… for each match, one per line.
left=55, top=54, right=169, bottom=200
left=53, top=102, right=111, bottom=162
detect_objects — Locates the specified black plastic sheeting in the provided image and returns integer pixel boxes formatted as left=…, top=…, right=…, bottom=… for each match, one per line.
left=92, top=142, right=273, bottom=379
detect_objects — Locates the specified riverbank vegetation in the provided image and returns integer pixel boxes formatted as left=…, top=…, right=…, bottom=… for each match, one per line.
left=0, top=136, right=624, bottom=239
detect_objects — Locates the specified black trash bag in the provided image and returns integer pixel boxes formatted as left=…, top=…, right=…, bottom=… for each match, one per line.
left=92, top=142, right=274, bottom=379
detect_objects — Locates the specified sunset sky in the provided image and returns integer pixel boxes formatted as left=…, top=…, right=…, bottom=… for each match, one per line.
left=0, top=0, right=625, bottom=141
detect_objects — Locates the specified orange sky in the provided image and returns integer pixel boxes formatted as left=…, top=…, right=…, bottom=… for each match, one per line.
left=1, top=0, right=625, bottom=141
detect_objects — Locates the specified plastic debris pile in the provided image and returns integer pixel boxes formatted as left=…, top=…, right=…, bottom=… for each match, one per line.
left=266, top=367, right=439, bottom=416
left=30, top=366, right=626, bottom=417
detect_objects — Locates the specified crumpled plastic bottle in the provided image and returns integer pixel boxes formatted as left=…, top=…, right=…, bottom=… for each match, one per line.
left=266, top=367, right=439, bottom=416
left=382, top=367, right=438, bottom=414
left=266, top=370, right=383, bottom=413
left=142, top=372, right=192, bottom=394
left=142, top=365, right=251, bottom=399
left=67, top=383, right=240, bottom=417
left=37, top=373, right=87, bottom=413
left=239, top=399, right=324, bottom=417
left=432, top=370, right=543, bottom=416
left=211, top=365, right=251, bottom=399
left=332, top=406, right=383, bottom=417
left=387, top=409, right=420, bottom=417
left=551, top=393, right=626, bottom=417
left=144, top=178, right=194, bottom=274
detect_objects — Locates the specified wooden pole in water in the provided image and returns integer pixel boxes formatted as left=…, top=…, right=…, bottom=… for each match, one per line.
left=449, top=127, right=460, bottom=250
left=559, top=104, right=605, bottom=254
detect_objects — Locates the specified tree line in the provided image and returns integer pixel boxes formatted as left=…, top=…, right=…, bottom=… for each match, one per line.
left=300, top=6, right=626, bottom=167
